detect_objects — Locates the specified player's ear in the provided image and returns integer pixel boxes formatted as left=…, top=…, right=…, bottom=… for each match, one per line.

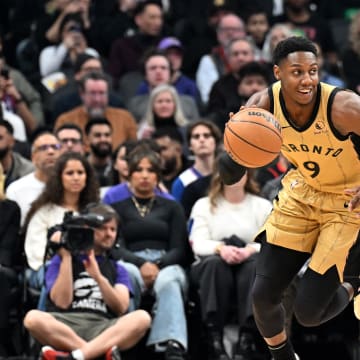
left=273, top=65, right=280, bottom=80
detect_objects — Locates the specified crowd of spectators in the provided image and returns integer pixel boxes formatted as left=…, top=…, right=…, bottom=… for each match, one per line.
left=1, top=0, right=360, bottom=359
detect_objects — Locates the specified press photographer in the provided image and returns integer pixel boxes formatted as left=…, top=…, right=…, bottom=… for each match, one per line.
left=24, top=203, right=151, bottom=360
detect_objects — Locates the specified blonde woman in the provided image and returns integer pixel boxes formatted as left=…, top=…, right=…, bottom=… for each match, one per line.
left=138, top=84, right=189, bottom=139
left=0, top=164, right=21, bottom=355
left=189, top=163, right=272, bottom=360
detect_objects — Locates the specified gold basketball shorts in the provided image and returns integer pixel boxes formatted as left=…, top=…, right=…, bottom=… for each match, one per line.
left=262, top=169, right=360, bottom=281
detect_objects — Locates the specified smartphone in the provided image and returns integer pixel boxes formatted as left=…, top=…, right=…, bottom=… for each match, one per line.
left=0, top=69, right=9, bottom=79
left=68, top=24, right=82, bottom=33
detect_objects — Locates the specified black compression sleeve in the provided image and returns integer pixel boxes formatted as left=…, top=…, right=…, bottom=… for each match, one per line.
left=218, top=152, right=247, bottom=185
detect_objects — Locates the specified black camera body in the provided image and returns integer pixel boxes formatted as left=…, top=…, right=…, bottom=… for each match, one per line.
left=48, top=211, right=106, bottom=255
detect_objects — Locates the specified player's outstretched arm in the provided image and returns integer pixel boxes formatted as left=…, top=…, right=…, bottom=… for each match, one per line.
left=218, top=152, right=247, bottom=185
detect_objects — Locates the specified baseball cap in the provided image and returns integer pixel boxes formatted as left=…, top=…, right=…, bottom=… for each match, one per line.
left=158, top=37, right=183, bottom=51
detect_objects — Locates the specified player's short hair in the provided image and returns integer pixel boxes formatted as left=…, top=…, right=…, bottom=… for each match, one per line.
left=273, top=36, right=317, bottom=65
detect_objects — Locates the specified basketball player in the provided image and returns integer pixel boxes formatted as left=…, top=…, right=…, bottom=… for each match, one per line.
left=218, top=36, right=360, bottom=360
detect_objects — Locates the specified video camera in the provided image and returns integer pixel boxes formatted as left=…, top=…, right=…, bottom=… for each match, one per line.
left=48, top=211, right=106, bottom=255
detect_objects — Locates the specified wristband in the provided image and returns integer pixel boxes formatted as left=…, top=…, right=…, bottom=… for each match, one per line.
left=218, top=152, right=247, bottom=185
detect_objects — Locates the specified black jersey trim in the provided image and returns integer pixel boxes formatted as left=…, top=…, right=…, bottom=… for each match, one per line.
left=279, top=83, right=322, bottom=132
left=327, top=87, right=348, bottom=141
left=268, top=86, right=274, bottom=113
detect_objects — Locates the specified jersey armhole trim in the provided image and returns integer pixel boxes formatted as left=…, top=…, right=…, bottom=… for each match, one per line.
left=327, top=88, right=348, bottom=141
left=268, top=86, right=274, bottom=114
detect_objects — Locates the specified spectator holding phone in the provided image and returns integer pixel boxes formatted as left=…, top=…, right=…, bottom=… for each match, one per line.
left=39, top=12, right=99, bottom=78
left=0, top=67, right=37, bottom=135
left=0, top=35, right=44, bottom=126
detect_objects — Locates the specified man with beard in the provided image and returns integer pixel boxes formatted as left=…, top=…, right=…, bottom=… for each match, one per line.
left=54, top=72, right=137, bottom=150
left=152, top=128, right=189, bottom=192
left=6, top=131, right=61, bottom=225
left=85, top=118, right=113, bottom=187
left=0, top=119, right=34, bottom=190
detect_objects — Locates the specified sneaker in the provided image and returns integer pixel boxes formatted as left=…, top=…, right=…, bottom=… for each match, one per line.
left=164, top=340, right=186, bottom=360
left=105, top=346, right=121, bottom=360
left=233, top=332, right=260, bottom=360
left=40, top=346, right=73, bottom=360
left=206, top=331, right=231, bottom=360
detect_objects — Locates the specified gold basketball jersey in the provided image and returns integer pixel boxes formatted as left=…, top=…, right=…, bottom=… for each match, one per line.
left=270, top=81, right=360, bottom=194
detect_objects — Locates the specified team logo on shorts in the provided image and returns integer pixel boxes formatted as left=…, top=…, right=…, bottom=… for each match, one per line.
left=290, top=180, right=299, bottom=189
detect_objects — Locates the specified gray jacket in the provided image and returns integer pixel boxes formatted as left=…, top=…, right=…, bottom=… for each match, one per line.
left=9, top=66, right=44, bottom=125
left=4, top=152, right=34, bottom=189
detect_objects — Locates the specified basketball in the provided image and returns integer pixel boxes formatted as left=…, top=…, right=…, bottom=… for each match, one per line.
left=224, top=108, right=282, bottom=168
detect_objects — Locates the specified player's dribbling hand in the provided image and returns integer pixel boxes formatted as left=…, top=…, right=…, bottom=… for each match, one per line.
left=344, top=186, right=360, bottom=215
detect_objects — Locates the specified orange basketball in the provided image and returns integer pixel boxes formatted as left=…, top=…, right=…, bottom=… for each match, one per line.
left=224, top=108, right=282, bottom=168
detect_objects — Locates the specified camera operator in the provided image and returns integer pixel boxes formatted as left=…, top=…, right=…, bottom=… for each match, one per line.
left=24, top=203, right=151, bottom=360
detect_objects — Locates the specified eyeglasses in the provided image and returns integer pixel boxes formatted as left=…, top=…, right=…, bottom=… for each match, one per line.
left=59, top=138, right=82, bottom=145
left=33, top=143, right=62, bottom=152
left=191, top=133, right=213, bottom=140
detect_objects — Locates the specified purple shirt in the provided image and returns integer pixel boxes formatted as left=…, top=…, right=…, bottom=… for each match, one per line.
left=45, top=254, right=132, bottom=293
left=103, top=182, right=174, bottom=205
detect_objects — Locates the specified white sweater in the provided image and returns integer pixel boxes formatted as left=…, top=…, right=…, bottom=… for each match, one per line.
left=25, top=204, right=72, bottom=270
left=189, top=194, right=272, bottom=256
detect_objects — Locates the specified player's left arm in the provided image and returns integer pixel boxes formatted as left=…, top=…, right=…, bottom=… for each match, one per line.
left=332, top=90, right=360, bottom=136
left=332, top=91, right=360, bottom=212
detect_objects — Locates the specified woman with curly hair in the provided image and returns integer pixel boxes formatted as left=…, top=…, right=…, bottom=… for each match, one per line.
left=24, top=152, right=99, bottom=308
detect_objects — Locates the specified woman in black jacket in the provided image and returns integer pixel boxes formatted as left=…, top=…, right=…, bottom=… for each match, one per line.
left=111, top=145, right=192, bottom=360
left=0, top=164, right=21, bottom=356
